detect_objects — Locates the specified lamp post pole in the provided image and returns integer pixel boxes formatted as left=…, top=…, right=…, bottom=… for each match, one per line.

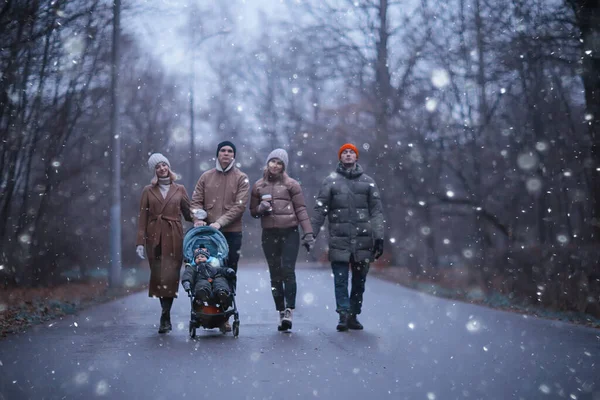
left=109, top=0, right=122, bottom=287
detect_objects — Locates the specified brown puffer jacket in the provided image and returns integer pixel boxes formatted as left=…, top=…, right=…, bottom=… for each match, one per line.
left=249, top=171, right=313, bottom=236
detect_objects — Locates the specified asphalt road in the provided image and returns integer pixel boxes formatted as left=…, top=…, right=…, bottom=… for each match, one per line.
left=0, top=263, right=598, bottom=400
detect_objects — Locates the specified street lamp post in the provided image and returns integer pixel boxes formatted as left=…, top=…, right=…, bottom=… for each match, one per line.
left=109, top=0, right=122, bottom=287
left=187, top=6, right=231, bottom=190
left=189, top=6, right=197, bottom=191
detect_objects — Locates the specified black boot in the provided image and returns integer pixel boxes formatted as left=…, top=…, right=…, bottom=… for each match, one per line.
left=158, top=298, right=173, bottom=333
left=336, top=312, right=349, bottom=332
left=158, top=314, right=169, bottom=334
left=217, top=290, right=230, bottom=310
left=347, top=314, right=364, bottom=330
left=197, top=289, right=210, bottom=303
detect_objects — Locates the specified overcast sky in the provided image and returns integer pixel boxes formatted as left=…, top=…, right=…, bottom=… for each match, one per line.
left=129, top=0, right=289, bottom=75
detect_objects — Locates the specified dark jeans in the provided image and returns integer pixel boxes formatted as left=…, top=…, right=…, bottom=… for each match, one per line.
left=262, top=227, right=299, bottom=311
left=331, top=256, right=370, bottom=315
left=223, top=231, right=242, bottom=291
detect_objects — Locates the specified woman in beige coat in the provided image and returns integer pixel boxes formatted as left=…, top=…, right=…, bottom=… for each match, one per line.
left=249, top=149, right=315, bottom=331
left=136, top=153, right=192, bottom=333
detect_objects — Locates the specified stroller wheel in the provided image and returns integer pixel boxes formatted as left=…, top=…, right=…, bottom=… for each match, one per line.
left=233, top=320, right=240, bottom=338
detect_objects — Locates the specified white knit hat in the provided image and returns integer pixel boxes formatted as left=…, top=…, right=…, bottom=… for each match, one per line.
left=147, top=153, right=170, bottom=172
left=266, top=148, right=289, bottom=170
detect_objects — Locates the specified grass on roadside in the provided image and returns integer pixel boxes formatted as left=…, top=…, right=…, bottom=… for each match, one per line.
left=0, top=273, right=147, bottom=338
left=370, top=266, right=600, bottom=329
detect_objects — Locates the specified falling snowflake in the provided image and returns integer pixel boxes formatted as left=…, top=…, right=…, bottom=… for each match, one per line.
left=425, top=98, right=438, bottom=112
left=535, top=141, right=549, bottom=152
left=525, top=178, right=542, bottom=194
left=95, top=380, right=109, bottom=396
left=431, top=69, right=450, bottom=88
left=466, top=318, right=481, bottom=333
left=538, top=384, right=551, bottom=394
left=517, top=152, right=538, bottom=171
left=556, top=234, right=569, bottom=244
left=303, top=292, right=315, bottom=305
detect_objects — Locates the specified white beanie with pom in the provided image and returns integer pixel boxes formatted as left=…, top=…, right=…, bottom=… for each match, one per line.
left=147, top=153, right=170, bottom=172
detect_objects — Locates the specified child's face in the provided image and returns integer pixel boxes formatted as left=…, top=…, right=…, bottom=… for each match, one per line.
left=195, top=254, right=207, bottom=263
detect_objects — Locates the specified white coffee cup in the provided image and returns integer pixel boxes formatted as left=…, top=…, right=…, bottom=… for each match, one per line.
left=261, top=194, right=273, bottom=212
left=192, top=208, right=207, bottom=220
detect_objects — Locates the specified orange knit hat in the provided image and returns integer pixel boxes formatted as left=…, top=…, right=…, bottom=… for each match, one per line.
left=338, top=143, right=359, bottom=160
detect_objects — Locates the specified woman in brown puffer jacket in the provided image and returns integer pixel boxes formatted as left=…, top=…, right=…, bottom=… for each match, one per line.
left=249, top=148, right=315, bottom=331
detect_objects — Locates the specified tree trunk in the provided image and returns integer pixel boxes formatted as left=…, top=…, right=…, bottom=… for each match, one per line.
left=569, top=0, right=600, bottom=240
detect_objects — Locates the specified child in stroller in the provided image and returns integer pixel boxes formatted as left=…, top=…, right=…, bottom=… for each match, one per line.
left=182, top=226, right=240, bottom=338
left=182, top=247, right=235, bottom=309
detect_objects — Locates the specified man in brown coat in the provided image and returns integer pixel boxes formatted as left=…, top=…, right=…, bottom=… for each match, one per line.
left=191, top=141, right=250, bottom=315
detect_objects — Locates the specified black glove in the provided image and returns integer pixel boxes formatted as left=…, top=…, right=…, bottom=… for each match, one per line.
left=182, top=281, right=191, bottom=292
left=225, top=268, right=236, bottom=278
left=374, top=239, right=384, bottom=260
left=301, top=233, right=316, bottom=252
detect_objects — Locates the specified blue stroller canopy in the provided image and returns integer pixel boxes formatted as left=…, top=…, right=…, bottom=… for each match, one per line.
left=183, top=226, right=229, bottom=263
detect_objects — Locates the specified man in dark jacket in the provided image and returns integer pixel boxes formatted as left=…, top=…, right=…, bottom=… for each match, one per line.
left=310, top=143, right=385, bottom=331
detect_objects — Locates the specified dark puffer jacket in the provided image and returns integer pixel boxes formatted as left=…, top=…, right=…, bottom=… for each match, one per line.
left=311, top=163, right=384, bottom=263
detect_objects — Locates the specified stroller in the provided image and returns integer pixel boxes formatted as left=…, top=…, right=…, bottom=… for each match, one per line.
left=182, top=226, right=240, bottom=338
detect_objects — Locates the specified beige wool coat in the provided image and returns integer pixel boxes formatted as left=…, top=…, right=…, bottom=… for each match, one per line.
left=191, top=164, right=250, bottom=233
left=136, top=183, right=192, bottom=298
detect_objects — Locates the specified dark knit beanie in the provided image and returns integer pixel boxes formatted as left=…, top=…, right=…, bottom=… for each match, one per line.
left=194, top=248, right=210, bottom=259
left=216, top=141, right=236, bottom=158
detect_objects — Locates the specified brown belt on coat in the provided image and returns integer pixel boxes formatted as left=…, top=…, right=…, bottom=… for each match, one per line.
left=149, top=214, right=182, bottom=256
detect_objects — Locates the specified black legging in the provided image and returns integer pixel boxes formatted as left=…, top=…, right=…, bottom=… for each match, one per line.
left=261, top=227, right=300, bottom=311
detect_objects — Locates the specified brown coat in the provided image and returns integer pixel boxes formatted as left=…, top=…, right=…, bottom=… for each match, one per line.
left=136, top=183, right=192, bottom=298
left=191, top=164, right=250, bottom=233
left=249, top=171, right=313, bottom=236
